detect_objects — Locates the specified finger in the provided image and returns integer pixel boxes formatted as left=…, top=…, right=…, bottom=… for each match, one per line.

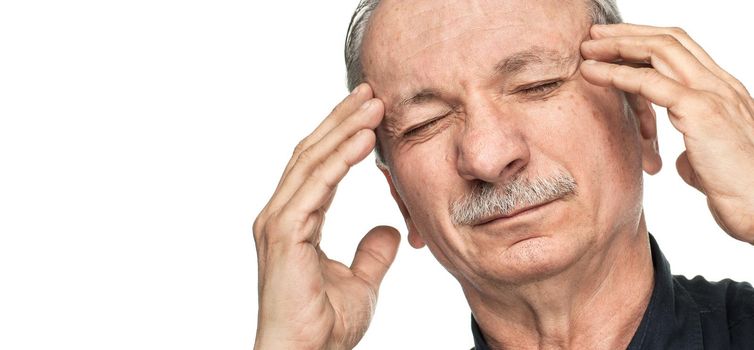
left=276, top=84, right=374, bottom=189
left=581, top=35, right=725, bottom=90
left=269, top=99, right=384, bottom=211
left=579, top=60, right=713, bottom=134
left=351, top=225, right=401, bottom=291
left=580, top=60, right=691, bottom=110
left=590, top=24, right=751, bottom=98
left=280, top=129, right=377, bottom=239
left=676, top=151, right=705, bottom=194
left=262, top=85, right=372, bottom=217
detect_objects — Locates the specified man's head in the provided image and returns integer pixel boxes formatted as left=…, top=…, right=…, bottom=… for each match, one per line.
left=346, top=0, right=622, bottom=96
left=344, top=0, right=662, bottom=290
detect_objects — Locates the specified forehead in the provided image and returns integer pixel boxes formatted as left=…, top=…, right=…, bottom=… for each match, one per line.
left=361, top=0, right=590, bottom=103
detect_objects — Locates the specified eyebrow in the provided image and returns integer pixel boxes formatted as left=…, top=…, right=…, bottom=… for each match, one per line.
left=397, top=88, right=440, bottom=108
left=494, top=47, right=568, bottom=75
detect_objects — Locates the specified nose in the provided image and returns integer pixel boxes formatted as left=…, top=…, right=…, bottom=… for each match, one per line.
left=456, top=98, right=530, bottom=183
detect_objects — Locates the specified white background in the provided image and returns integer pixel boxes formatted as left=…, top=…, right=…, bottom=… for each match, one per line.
left=0, top=1, right=752, bottom=349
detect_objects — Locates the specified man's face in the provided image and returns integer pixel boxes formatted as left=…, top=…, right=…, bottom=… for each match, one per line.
left=362, top=0, right=652, bottom=287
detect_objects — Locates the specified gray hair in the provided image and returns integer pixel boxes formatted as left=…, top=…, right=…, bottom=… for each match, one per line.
left=450, top=170, right=577, bottom=226
left=344, top=0, right=623, bottom=164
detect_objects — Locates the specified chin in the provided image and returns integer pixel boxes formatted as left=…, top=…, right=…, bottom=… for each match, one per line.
left=477, top=233, right=590, bottom=285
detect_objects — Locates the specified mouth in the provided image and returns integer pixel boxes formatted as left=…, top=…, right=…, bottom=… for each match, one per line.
left=472, top=199, right=558, bottom=227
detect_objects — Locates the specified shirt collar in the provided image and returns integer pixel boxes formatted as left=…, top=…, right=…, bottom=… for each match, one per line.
left=471, top=234, right=704, bottom=350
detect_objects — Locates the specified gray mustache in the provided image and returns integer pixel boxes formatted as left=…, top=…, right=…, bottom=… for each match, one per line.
left=450, top=172, right=577, bottom=226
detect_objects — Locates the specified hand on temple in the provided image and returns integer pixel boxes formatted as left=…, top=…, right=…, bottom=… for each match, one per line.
left=253, top=84, right=400, bottom=349
left=581, top=23, right=754, bottom=244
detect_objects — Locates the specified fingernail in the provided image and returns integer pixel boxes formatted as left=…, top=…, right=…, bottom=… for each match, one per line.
left=583, top=59, right=597, bottom=65
left=351, top=84, right=363, bottom=96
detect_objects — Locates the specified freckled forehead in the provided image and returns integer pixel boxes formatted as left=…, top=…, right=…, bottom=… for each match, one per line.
left=361, top=0, right=589, bottom=104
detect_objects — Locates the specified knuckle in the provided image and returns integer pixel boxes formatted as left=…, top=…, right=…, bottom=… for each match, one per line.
left=259, top=212, right=291, bottom=244
left=311, top=166, right=337, bottom=192
left=719, top=85, right=740, bottom=102
left=637, top=68, right=661, bottom=94
left=730, top=77, right=746, bottom=90
left=667, top=26, right=688, bottom=37
left=332, top=142, right=356, bottom=168
left=644, top=68, right=663, bottom=82
left=605, top=62, right=620, bottom=74
left=252, top=214, right=267, bottom=240
left=605, top=64, right=622, bottom=84
left=656, top=34, right=680, bottom=48
left=358, top=246, right=391, bottom=269
left=637, top=68, right=658, bottom=84
left=264, top=212, right=285, bottom=234
left=296, top=147, right=315, bottom=164
left=254, top=214, right=278, bottom=244
left=292, top=138, right=310, bottom=157
left=726, top=77, right=751, bottom=98
left=733, top=79, right=750, bottom=95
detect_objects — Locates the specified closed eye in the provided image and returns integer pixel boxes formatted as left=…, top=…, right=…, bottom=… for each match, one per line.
left=403, top=112, right=451, bottom=138
left=519, top=80, right=563, bottom=95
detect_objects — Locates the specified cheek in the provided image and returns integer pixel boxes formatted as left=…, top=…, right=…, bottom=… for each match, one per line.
left=391, top=146, right=453, bottom=220
left=391, top=151, right=476, bottom=279
left=580, top=87, right=643, bottom=177
left=552, top=86, right=645, bottom=227
left=542, top=85, right=641, bottom=176
left=390, top=140, right=469, bottom=256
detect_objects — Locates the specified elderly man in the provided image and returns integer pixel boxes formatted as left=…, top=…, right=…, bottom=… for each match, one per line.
left=253, top=0, right=754, bottom=349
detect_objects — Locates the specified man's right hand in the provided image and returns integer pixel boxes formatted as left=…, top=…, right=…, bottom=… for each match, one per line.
left=253, top=84, right=401, bottom=350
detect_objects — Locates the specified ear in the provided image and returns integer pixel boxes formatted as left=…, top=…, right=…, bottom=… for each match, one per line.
left=627, top=93, right=662, bottom=175
left=378, top=163, right=426, bottom=249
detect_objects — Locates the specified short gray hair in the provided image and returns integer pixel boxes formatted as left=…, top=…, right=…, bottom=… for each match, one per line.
left=344, top=0, right=623, bottom=163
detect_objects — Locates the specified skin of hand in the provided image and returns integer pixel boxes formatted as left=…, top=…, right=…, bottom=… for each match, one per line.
left=580, top=23, right=754, bottom=245
left=252, top=84, right=400, bottom=350
left=252, top=21, right=754, bottom=350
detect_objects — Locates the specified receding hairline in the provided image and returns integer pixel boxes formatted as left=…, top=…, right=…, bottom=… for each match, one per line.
left=344, top=0, right=624, bottom=165
left=347, top=0, right=622, bottom=91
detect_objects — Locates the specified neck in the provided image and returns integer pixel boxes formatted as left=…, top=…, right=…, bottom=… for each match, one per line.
left=465, top=217, right=654, bottom=350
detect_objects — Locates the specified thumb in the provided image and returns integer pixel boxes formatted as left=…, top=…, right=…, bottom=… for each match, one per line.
left=676, top=151, right=705, bottom=194
left=351, top=225, right=401, bottom=291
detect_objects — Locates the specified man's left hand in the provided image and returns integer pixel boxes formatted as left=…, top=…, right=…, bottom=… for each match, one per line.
left=580, top=23, right=754, bottom=244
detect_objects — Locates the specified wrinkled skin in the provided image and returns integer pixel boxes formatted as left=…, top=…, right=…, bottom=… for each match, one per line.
left=364, top=0, right=655, bottom=291
left=253, top=0, right=754, bottom=348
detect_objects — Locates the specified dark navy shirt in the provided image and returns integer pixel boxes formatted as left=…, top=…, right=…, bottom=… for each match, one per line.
left=471, top=235, right=754, bottom=349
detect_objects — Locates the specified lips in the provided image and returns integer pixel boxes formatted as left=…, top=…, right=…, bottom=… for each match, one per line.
left=472, top=199, right=556, bottom=226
